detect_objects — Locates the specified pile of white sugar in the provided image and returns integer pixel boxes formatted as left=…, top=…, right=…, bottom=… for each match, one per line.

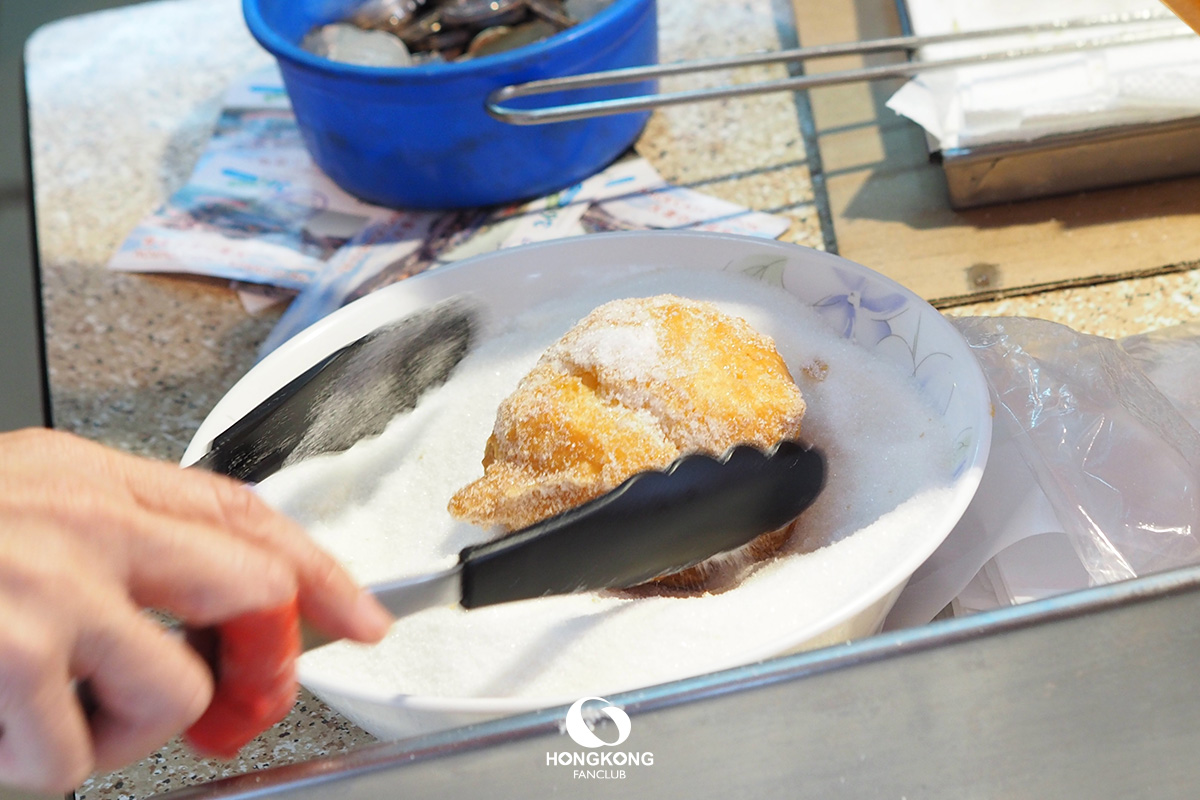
left=258, top=268, right=959, bottom=704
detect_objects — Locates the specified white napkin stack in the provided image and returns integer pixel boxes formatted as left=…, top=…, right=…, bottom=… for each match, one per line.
left=886, top=0, right=1200, bottom=150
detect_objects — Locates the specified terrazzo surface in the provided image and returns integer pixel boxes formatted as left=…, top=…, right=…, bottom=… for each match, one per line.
left=24, top=0, right=1200, bottom=796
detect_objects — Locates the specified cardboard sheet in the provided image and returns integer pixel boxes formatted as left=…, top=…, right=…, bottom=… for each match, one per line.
left=790, top=0, right=1200, bottom=306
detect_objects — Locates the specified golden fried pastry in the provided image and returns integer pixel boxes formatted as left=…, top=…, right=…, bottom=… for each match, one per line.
left=448, top=294, right=807, bottom=590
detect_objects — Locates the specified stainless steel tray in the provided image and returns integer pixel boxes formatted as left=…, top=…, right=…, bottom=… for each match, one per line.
left=160, top=564, right=1200, bottom=799
left=896, top=1, right=1200, bottom=208
left=939, top=115, right=1200, bottom=208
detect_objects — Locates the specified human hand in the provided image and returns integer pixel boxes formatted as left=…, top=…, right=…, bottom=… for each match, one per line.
left=0, top=428, right=392, bottom=793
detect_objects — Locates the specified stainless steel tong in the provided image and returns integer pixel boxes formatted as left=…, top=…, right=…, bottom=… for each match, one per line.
left=487, top=9, right=1195, bottom=124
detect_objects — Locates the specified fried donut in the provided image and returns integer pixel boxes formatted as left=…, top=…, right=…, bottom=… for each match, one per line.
left=448, top=294, right=806, bottom=590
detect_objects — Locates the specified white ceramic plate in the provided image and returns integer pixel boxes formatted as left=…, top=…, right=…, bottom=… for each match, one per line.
left=185, top=230, right=992, bottom=740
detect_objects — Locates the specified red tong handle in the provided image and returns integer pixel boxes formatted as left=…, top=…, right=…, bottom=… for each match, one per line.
left=183, top=597, right=301, bottom=759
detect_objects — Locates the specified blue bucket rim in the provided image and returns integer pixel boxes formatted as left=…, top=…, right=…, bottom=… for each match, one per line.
left=242, top=0, right=653, bottom=81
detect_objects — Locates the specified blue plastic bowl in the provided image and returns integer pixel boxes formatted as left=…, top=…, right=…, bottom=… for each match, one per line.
left=243, top=0, right=657, bottom=209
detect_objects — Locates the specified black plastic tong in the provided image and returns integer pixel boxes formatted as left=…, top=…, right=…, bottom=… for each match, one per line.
left=458, top=440, right=825, bottom=607
left=300, top=440, right=825, bottom=650
left=189, top=299, right=475, bottom=482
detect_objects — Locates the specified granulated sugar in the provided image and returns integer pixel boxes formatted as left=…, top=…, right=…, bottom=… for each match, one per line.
left=257, top=268, right=959, bottom=703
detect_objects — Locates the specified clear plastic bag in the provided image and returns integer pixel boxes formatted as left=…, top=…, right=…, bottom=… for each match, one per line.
left=886, top=316, right=1200, bottom=629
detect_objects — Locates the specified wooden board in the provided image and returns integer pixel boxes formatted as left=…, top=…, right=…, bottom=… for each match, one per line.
left=791, top=0, right=1200, bottom=306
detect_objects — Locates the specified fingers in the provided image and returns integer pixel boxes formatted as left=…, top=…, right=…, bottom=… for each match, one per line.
left=73, top=599, right=213, bottom=773
left=2, top=470, right=301, bottom=626
left=2, top=429, right=391, bottom=642
left=110, top=447, right=392, bottom=642
left=0, top=602, right=93, bottom=793
left=110, top=509, right=301, bottom=626
left=0, top=570, right=212, bottom=793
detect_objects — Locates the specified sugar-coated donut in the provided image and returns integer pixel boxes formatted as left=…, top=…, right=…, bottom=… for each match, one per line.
left=448, top=294, right=806, bottom=589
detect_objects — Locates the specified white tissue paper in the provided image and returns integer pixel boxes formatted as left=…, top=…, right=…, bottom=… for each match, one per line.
left=886, top=0, right=1200, bottom=150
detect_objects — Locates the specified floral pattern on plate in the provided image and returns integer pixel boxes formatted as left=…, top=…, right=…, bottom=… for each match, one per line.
left=729, top=254, right=977, bottom=479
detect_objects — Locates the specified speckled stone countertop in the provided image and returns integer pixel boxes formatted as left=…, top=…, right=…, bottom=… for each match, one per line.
left=24, top=0, right=1200, bottom=797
